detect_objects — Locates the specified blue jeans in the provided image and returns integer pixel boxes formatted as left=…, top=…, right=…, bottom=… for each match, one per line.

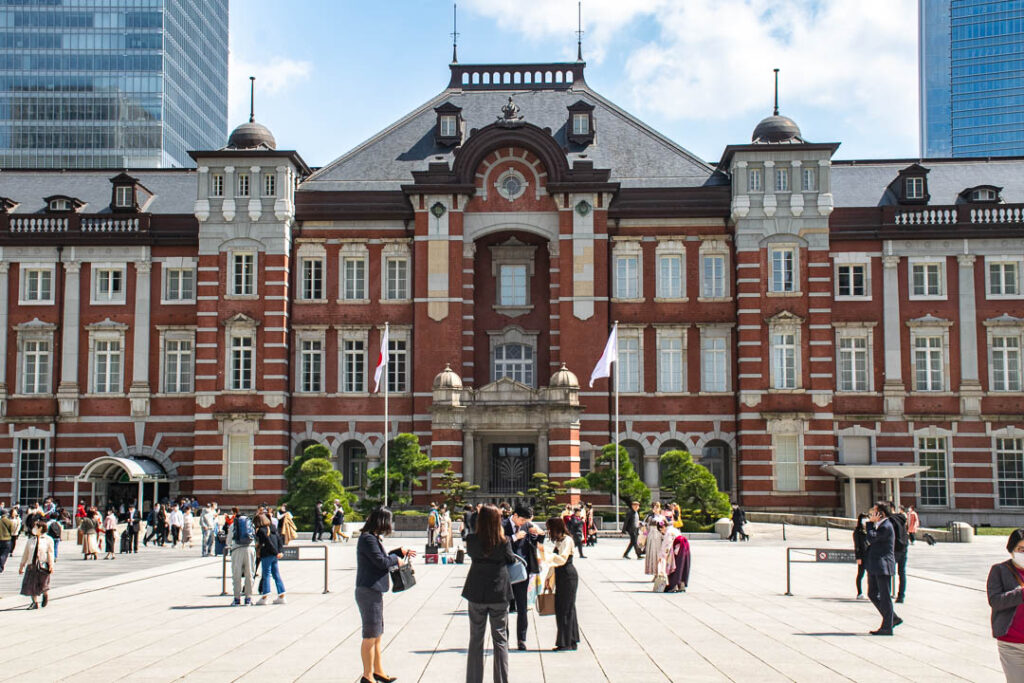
left=52, top=537, right=59, bottom=559
left=260, top=556, right=285, bottom=595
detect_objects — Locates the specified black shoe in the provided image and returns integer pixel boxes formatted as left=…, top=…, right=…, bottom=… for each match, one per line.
left=870, top=628, right=893, bottom=636
left=27, top=602, right=38, bottom=610
left=41, top=594, right=48, bottom=608
left=373, top=674, right=397, bottom=683
left=518, top=641, right=527, bottom=651
left=895, top=597, right=904, bottom=603
left=893, top=616, right=903, bottom=627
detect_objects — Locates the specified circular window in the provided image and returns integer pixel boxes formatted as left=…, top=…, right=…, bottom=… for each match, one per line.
left=496, top=169, right=527, bottom=201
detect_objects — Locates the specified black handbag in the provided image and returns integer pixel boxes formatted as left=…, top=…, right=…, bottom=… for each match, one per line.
left=391, top=561, right=416, bottom=593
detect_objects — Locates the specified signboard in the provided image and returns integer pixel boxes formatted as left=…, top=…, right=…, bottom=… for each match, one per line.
left=815, top=549, right=856, bottom=563
left=281, top=546, right=300, bottom=561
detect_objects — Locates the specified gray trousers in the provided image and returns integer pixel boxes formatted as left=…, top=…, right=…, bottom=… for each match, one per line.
left=1000, top=641, right=1024, bottom=683
left=231, top=546, right=256, bottom=599
left=466, top=601, right=509, bottom=683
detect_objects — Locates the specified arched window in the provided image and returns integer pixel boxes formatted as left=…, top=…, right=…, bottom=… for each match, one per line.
left=295, top=439, right=318, bottom=461
left=621, top=439, right=644, bottom=476
left=493, top=343, right=534, bottom=386
left=340, top=440, right=367, bottom=490
left=700, top=440, right=731, bottom=492
left=658, top=439, right=688, bottom=485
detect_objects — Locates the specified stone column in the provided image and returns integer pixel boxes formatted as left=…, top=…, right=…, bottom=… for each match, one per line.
left=881, top=254, right=904, bottom=416
left=0, top=263, right=9, bottom=410
left=57, top=261, right=81, bottom=417
left=463, top=429, right=474, bottom=485
left=957, top=254, right=983, bottom=415
left=845, top=477, right=857, bottom=518
left=536, top=432, right=549, bottom=474
left=129, top=259, right=152, bottom=417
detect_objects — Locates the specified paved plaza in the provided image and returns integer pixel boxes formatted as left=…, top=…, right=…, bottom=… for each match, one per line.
left=0, top=524, right=1008, bottom=682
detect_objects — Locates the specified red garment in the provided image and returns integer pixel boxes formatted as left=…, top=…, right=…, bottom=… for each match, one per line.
left=999, top=565, right=1024, bottom=644
left=75, top=504, right=86, bottom=519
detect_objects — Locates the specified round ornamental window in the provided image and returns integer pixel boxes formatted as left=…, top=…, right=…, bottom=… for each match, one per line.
left=496, top=168, right=527, bottom=201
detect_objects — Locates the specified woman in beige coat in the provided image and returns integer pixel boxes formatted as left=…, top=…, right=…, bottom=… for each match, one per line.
left=20, top=521, right=56, bottom=609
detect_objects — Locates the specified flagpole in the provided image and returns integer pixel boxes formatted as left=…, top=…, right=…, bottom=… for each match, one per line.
left=613, top=321, right=620, bottom=532
left=383, top=321, right=389, bottom=509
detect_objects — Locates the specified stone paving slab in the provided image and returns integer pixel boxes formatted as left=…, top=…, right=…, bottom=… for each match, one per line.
left=0, top=526, right=1009, bottom=682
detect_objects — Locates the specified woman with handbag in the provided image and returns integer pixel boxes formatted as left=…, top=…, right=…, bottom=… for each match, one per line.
left=544, top=516, right=579, bottom=651
left=19, top=520, right=55, bottom=609
left=463, top=504, right=516, bottom=683
left=355, top=507, right=415, bottom=683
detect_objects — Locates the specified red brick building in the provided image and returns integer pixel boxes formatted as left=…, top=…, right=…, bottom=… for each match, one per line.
left=0, top=60, right=1021, bottom=525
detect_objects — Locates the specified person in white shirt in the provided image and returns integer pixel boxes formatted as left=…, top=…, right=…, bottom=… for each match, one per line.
left=200, top=503, right=218, bottom=557
left=168, top=505, right=184, bottom=547
left=544, top=516, right=579, bottom=651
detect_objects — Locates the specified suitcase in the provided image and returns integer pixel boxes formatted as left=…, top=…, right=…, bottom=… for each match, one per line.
left=424, top=554, right=439, bottom=564
left=455, top=548, right=465, bottom=564
left=425, top=543, right=439, bottom=555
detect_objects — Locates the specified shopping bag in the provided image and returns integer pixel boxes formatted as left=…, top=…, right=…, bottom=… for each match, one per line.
left=653, top=573, right=668, bottom=593
left=537, top=588, right=556, bottom=616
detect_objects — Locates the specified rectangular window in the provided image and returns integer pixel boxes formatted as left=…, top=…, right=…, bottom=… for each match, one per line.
left=440, top=115, right=458, bottom=137
left=115, top=185, right=133, bottom=207
left=615, top=255, right=640, bottom=299
left=93, top=267, right=124, bottom=302
left=300, top=339, right=323, bottom=393
left=998, top=438, right=1024, bottom=508
left=21, top=339, right=50, bottom=394
left=163, top=338, right=193, bottom=393
left=748, top=168, right=762, bottom=192
left=906, top=176, right=924, bottom=199
left=384, top=258, right=408, bottom=301
left=912, top=263, right=943, bottom=297
left=914, top=336, right=944, bottom=391
left=388, top=339, right=407, bottom=393
left=93, top=338, right=122, bottom=393
left=772, top=332, right=797, bottom=389
left=992, top=336, right=1022, bottom=392
left=770, top=248, right=796, bottom=292
left=572, top=113, right=589, bottom=135
left=701, top=254, right=726, bottom=298
left=230, top=335, right=254, bottom=391
left=657, top=255, right=683, bottom=299
left=917, top=437, right=948, bottom=507
left=301, top=258, right=324, bottom=300
left=801, top=168, right=817, bottom=191
left=990, top=262, right=1020, bottom=296
left=211, top=173, right=224, bottom=197
left=343, top=340, right=365, bottom=392
left=237, top=173, right=250, bottom=197
left=657, top=335, right=683, bottom=393
left=836, top=264, right=866, bottom=297
left=263, top=172, right=276, bottom=197
left=17, top=438, right=46, bottom=504
left=774, top=434, right=800, bottom=491
left=618, top=335, right=640, bottom=393
left=838, top=336, right=869, bottom=392
left=499, top=264, right=527, bottom=306
left=226, top=434, right=252, bottom=491
left=701, top=336, right=728, bottom=392
left=342, top=258, right=366, bottom=300
left=22, top=268, right=52, bottom=302
left=232, top=253, right=255, bottom=296
left=164, top=268, right=194, bottom=301
left=775, top=168, right=789, bottom=192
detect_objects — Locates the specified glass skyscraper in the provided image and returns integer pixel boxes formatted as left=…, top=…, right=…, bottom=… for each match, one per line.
left=0, top=0, right=227, bottom=169
left=920, top=0, right=1024, bottom=157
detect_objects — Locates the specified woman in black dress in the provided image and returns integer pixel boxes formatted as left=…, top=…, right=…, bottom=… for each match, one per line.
left=545, top=516, right=579, bottom=651
left=853, top=513, right=868, bottom=599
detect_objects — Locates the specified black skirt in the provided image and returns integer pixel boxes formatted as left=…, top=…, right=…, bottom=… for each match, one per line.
left=554, top=556, right=579, bottom=649
left=20, top=564, right=50, bottom=597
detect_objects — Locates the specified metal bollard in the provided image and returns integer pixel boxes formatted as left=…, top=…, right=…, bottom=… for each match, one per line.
left=825, top=520, right=830, bottom=541
left=221, top=549, right=229, bottom=596
left=782, top=522, right=787, bottom=541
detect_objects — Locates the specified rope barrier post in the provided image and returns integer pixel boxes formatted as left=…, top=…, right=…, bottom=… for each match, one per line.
left=785, top=547, right=793, bottom=596
left=220, top=549, right=228, bottom=596
left=782, top=522, right=786, bottom=541
left=825, top=520, right=830, bottom=541
left=323, top=543, right=330, bottom=594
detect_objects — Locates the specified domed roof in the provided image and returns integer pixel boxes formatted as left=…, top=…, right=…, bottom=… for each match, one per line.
left=227, top=118, right=277, bottom=151
left=549, top=363, right=579, bottom=388
left=751, top=114, right=803, bottom=144
left=433, top=363, right=463, bottom=389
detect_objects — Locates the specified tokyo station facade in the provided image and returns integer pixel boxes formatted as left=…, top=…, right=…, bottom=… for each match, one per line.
left=1, top=59, right=1023, bottom=525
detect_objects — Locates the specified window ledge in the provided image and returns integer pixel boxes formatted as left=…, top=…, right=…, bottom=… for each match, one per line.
left=222, top=389, right=258, bottom=395
left=493, top=305, right=533, bottom=318
left=987, top=294, right=1024, bottom=300
left=766, top=291, right=802, bottom=298
left=381, top=299, right=412, bottom=305
left=653, top=390, right=688, bottom=396
left=697, top=296, right=732, bottom=303
left=10, top=393, right=54, bottom=399
left=907, top=391, right=954, bottom=396
left=295, top=299, right=328, bottom=305
left=152, top=393, right=196, bottom=398
left=987, top=391, right=1024, bottom=396
left=610, top=297, right=645, bottom=303
left=294, top=391, right=329, bottom=397
left=336, top=298, right=370, bottom=305
left=159, top=300, right=197, bottom=306
left=834, top=295, right=872, bottom=302
left=767, top=388, right=806, bottom=394
left=653, top=297, right=688, bottom=303
left=835, top=391, right=880, bottom=396
left=908, top=295, right=947, bottom=301
left=17, top=300, right=56, bottom=307
left=82, top=393, right=127, bottom=398
left=224, top=295, right=259, bottom=301
left=697, top=391, right=732, bottom=396
left=90, top=299, right=127, bottom=306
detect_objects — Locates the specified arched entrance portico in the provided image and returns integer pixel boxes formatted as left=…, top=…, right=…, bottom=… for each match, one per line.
left=72, top=456, right=171, bottom=512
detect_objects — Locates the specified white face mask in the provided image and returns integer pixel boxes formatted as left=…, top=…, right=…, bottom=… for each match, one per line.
left=1013, top=552, right=1024, bottom=567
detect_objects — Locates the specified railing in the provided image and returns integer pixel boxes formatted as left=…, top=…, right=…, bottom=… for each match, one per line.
left=888, top=203, right=1024, bottom=227
left=81, top=217, right=141, bottom=233
left=9, top=216, right=68, bottom=233
left=448, top=62, right=585, bottom=90
left=2, top=213, right=149, bottom=234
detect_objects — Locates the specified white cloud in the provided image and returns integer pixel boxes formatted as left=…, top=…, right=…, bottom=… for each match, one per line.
left=464, top=0, right=918, bottom=149
left=228, top=54, right=313, bottom=124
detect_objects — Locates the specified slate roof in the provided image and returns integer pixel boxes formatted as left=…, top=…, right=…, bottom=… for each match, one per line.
left=303, top=72, right=721, bottom=192
left=0, top=169, right=197, bottom=214
left=831, top=157, right=1024, bottom=207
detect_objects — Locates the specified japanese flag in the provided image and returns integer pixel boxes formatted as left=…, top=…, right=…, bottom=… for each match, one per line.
left=373, top=326, right=389, bottom=393
left=589, top=323, right=618, bottom=387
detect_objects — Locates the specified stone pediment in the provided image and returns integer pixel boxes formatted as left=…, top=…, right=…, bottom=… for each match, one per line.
left=474, top=376, right=539, bottom=402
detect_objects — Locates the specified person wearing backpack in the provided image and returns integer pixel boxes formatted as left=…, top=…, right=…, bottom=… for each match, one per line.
left=225, top=506, right=257, bottom=606
left=46, top=517, right=63, bottom=560
left=427, top=502, right=439, bottom=546
left=890, top=503, right=909, bottom=603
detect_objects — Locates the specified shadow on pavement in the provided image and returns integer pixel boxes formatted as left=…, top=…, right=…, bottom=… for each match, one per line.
left=795, top=632, right=863, bottom=637
left=409, top=648, right=468, bottom=654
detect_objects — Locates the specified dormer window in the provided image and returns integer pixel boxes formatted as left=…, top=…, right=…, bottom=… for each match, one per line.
left=0, top=197, right=18, bottom=214
left=894, top=164, right=930, bottom=204
left=109, top=172, right=148, bottom=213
left=960, top=185, right=1002, bottom=204
left=44, top=195, right=84, bottom=213
left=115, top=186, right=133, bottom=208
left=906, top=177, right=924, bottom=199
left=50, top=198, right=70, bottom=212
left=434, top=102, right=463, bottom=147
left=566, top=100, right=595, bottom=145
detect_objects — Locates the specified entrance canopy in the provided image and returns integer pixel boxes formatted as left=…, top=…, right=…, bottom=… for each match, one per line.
left=821, top=463, right=928, bottom=518
left=78, top=456, right=169, bottom=483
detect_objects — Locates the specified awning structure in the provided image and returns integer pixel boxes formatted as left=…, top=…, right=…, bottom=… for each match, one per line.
left=78, top=455, right=170, bottom=483
left=822, top=463, right=929, bottom=517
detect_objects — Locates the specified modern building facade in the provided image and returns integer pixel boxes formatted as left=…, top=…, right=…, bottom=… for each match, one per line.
left=920, top=0, right=1024, bottom=157
left=0, top=59, right=1021, bottom=525
left=0, top=0, right=228, bottom=169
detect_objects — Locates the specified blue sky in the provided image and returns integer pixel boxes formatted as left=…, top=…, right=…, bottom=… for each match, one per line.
left=229, top=0, right=919, bottom=169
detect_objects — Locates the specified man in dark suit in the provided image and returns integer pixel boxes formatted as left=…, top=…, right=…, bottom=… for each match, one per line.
left=312, top=500, right=325, bottom=542
left=622, top=500, right=643, bottom=559
left=503, top=504, right=544, bottom=651
left=123, top=504, right=141, bottom=553
left=889, top=503, right=909, bottom=603
left=865, top=501, right=902, bottom=635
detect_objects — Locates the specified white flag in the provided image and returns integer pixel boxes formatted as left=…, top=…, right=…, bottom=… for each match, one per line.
left=589, top=323, right=618, bottom=387
left=373, top=325, right=389, bottom=393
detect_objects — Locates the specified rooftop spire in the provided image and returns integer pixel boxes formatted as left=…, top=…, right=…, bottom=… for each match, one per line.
left=451, top=3, right=459, bottom=64
left=773, top=68, right=779, bottom=116
left=576, top=1, right=584, bottom=62
left=248, top=75, right=255, bottom=123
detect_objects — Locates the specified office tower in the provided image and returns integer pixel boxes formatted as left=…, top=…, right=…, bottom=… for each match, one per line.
left=0, top=0, right=228, bottom=168
left=919, top=0, right=1024, bottom=157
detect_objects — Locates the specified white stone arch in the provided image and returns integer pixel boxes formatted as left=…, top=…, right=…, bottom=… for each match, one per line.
left=218, top=236, right=265, bottom=253
left=479, top=151, right=545, bottom=202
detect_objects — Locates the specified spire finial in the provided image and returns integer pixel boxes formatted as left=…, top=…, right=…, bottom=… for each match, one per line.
left=248, top=76, right=255, bottom=123
left=576, top=1, right=584, bottom=62
left=451, top=3, right=459, bottom=64
left=773, top=68, right=779, bottom=116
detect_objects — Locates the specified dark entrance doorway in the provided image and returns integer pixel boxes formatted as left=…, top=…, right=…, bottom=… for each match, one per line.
left=490, top=444, right=534, bottom=494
